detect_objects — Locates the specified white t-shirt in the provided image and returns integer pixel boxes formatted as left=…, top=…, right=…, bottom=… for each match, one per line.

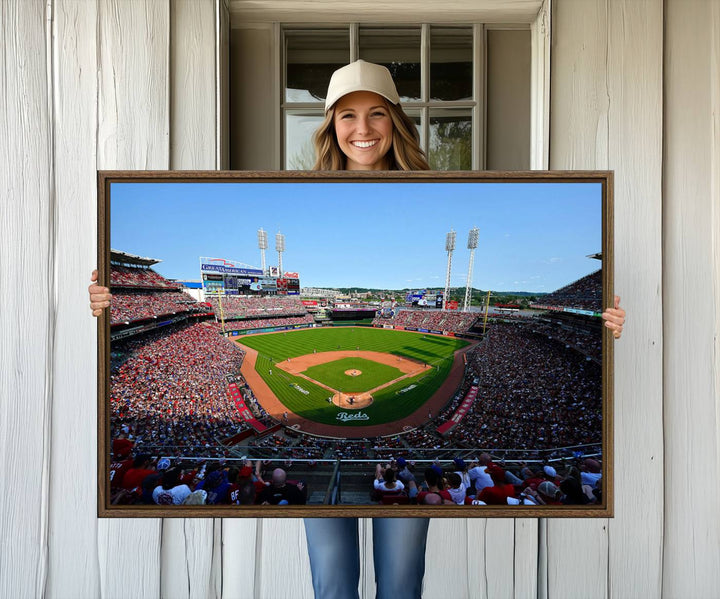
left=374, top=479, right=404, bottom=493
left=153, top=484, right=192, bottom=505
left=468, top=466, right=493, bottom=492
left=448, top=482, right=467, bottom=505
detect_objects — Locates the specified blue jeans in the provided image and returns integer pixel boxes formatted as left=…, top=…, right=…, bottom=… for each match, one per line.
left=304, top=517, right=430, bottom=599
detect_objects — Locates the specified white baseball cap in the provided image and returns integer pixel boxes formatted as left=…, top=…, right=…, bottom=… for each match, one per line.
left=324, top=60, right=400, bottom=112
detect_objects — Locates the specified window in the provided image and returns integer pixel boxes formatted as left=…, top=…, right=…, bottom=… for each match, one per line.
left=283, top=25, right=479, bottom=170
left=229, top=23, right=531, bottom=171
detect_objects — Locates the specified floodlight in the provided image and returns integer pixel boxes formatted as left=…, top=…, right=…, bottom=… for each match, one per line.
left=258, top=228, right=268, bottom=249
left=464, top=227, right=480, bottom=311
left=467, top=227, right=479, bottom=249
left=445, top=230, right=456, bottom=252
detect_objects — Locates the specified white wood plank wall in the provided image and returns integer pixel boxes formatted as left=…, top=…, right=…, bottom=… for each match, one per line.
left=1, top=1, right=719, bottom=597
left=663, top=1, right=720, bottom=597
left=550, top=2, right=664, bottom=599
left=0, top=2, right=53, bottom=599
left=95, top=0, right=168, bottom=596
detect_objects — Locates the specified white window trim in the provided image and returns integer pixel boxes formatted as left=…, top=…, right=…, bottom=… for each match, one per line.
left=240, top=2, right=550, bottom=170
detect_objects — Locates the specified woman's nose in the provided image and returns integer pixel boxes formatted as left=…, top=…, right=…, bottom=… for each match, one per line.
left=355, top=115, right=370, bottom=134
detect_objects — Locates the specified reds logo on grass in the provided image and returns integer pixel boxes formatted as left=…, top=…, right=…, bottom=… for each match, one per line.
left=336, top=412, right=370, bottom=422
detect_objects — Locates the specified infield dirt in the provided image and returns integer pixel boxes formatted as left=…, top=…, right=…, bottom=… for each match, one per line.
left=237, top=329, right=476, bottom=437
left=276, top=351, right=431, bottom=410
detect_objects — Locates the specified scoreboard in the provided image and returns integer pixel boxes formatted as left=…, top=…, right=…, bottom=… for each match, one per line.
left=199, top=257, right=300, bottom=296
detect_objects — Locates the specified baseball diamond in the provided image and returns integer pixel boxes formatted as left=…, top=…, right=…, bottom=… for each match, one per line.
left=235, top=326, right=472, bottom=437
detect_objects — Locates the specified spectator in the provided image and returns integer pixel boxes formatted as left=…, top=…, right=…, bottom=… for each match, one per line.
left=477, top=465, right=516, bottom=505
left=416, top=468, right=453, bottom=505
left=121, top=454, right=156, bottom=492
left=372, top=464, right=405, bottom=500
left=196, top=464, right=231, bottom=505
left=257, top=468, right=306, bottom=505
left=446, top=472, right=468, bottom=505
left=152, top=467, right=192, bottom=505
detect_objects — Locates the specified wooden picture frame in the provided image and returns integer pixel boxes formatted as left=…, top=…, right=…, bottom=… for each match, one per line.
left=98, top=170, right=614, bottom=518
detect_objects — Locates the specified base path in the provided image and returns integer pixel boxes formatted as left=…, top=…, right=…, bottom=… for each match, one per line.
left=276, top=350, right=431, bottom=410
left=236, top=334, right=477, bottom=438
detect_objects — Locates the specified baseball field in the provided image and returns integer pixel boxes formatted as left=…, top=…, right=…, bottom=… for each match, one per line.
left=235, top=326, right=469, bottom=431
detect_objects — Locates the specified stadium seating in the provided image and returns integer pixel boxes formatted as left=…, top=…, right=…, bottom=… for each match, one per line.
left=438, top=322, right=602, bottom=452
left=111, top=290, right=208, bottom=324
left=111, top=265, right=179, bottom=289
left=111, top=322, right=250, bottom=455
left=372, top=308, right=479, bottom=334
left=206, top=295, right=308, bottom=319
left=534, top=269, right=602, bottom=312
left=218, top=314, right=314, bottom=332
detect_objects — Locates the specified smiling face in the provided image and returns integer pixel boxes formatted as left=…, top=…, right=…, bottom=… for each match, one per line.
left=333, top=91, right=394, bottom=170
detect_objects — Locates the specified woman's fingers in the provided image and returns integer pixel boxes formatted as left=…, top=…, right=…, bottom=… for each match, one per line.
left=602, top=296, right=625, bottom=339
left=89, top=270, right=111, bottom=316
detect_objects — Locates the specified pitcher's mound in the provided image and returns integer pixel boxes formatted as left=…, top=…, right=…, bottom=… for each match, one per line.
left=345, top=369, right=362, bottom=377
left=332, top=392, right=373, bottom=409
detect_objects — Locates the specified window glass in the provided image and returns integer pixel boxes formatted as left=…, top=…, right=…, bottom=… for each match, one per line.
left=429, top=109, right=472, bottom=170
left=285, top=112, right=324, bottom=169
left=286, top=30, right=350, bottom=103
left=402, top=108, right=423, bottom=148
left=430, top=27, right=473, bottom=101
left=359, top=28, right=421, bottom=102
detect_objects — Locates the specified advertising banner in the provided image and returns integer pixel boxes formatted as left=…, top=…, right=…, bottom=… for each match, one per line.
left=201, top=264, right=263, bottom=276
left=436, top=386, right=478, bottom=435
left=446, top=300, right=459, bottom=310
left=228, top=383, right=267, bottom=432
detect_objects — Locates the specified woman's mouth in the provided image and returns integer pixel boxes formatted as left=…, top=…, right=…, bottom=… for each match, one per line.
left=351, top=140, right=379, bottom=149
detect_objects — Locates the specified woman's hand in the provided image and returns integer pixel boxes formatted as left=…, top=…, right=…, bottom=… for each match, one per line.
left=602, top=295, right=625, bottom=339
left=89, top=269, right=112, bottom=317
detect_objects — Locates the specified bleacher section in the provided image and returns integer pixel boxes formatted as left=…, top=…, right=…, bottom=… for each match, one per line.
left=532, top=269, right=602, bottom=312
left=372, top=308, right=479, bottom=334
left=207, top=295, right=309, bottom=319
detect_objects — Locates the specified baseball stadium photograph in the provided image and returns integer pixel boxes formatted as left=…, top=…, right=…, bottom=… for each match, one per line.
left=101, top=172, right=611, bottom=515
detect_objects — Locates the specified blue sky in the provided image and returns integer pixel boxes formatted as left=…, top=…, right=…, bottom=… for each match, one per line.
left=110, top=181, right=603, bottom=293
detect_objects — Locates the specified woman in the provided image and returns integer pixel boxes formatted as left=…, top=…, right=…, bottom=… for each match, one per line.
left=89, top=60, right=626, bottom=599
left=302, top=60, right=432, bottom=599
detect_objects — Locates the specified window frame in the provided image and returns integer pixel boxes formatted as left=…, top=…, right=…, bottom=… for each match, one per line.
left=242, top=1, right=551, bottom=171
left=281, top=23, right=487, bottom=171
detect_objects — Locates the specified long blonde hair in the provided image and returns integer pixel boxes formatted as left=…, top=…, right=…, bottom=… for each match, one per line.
left=312, top=100, right=430, bottom=171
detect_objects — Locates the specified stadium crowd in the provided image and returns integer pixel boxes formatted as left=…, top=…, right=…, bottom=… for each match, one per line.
left=110, top=447, right=308, bottom=506
left=529, top=320, right=602, bottom=362
left=533, top=270, right=602, bottom=312
left=207, top=295, right=308, bottom=319
left=111, top=290, right=207, bottom=324
left=373, top=308, right=478, bottom=334
left=218, top=314, right=315, bottom=332
left=111, top=322, right=249, bottom=455
left=437, top=322, right=601, bottom=453
left=111, top=265, right=179, bottom=289
left=368, top=453, right=603, bottom=507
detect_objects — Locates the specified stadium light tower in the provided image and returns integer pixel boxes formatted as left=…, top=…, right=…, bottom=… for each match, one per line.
left=463, top=227, right=479, bottom=311
left=442, top=229, right=456, bottom=310
left=275, top=231, right=286, bottom=275
left=257, top=228, right=268, bottom=274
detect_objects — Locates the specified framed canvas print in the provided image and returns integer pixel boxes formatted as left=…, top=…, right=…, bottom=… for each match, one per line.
left=97, top=170, right=614, bottom=517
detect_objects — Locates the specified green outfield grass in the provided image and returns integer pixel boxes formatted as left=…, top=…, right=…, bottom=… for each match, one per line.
left=237, top=327, right=468, bottom=428
left=302, top=357, right=405, bottom=393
